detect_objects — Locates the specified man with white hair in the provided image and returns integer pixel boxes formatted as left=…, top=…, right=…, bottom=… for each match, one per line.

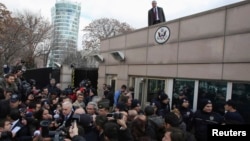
left=62, top=101, right=74, bottom=127
left=148, top=0, right=166, bottom=26
left=86, top=101, right=98, bottom=116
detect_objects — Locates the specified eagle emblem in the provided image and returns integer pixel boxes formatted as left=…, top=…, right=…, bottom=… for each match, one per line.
left=158, top=30, right=167, bottom=39
left=155, top=26, right=170, bottom=44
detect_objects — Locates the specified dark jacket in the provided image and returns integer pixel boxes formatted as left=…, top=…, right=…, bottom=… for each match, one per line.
left=12, top=120, right=32, bottom=141
left=0, top=99, right=10, bottom=120
left=193, top=110, right=224, bottom=141
left=62, top=111, right=74, bottom=128
left=224, top=111, right=245, bottom=124
left=148, top=6, right=166, bottom=26
left=178, top=106, right=194, bottom=131
left=72, top=135, right=86, bottom=141
left=118, top=128, right=134, bottom=141
left=0, top=131, right=13, bottom=141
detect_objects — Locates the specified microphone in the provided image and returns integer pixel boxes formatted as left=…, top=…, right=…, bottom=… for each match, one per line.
left=53, top=109, right=62, bottom=119
left=57, top=120, right=66, bottom=130
left=54, top=113, right=60, bottom=119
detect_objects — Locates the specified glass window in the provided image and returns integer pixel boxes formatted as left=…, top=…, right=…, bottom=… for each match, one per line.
left=232, top=83, right=250, bottom=124
left=173, top=79, right=195, bottom=109
left=198, top=80, right=227, bottom=115
left=147, top=79, right=165, bottom=102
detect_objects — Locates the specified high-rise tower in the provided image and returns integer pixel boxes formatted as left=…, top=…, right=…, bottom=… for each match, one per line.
left=48, top=0, right=81, bottom=67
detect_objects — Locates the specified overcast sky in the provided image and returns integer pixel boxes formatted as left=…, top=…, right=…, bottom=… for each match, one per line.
left=1, top=0, right=244, bottom=49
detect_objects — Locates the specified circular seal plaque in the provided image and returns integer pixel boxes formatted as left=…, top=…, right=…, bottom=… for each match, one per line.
left=154, top=26, right=170, bottom=44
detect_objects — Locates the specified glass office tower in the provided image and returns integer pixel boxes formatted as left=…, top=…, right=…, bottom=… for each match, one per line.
left=48, top=0, right=81, bottom=67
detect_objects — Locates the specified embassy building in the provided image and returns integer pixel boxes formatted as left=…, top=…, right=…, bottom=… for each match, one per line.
left=97, top=1, right=250, bottom=123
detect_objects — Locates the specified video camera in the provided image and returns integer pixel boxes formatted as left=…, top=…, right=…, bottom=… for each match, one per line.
left=106, top=112, right=123, bottom=120
left=71, top=114, right=94, bottom=128
left=71, top=114, right=80, bottom=122
left=40, top=120, right=66, bottom=141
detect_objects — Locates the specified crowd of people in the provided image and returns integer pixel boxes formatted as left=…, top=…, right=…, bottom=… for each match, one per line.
left=0, top=1, right=247, bottom=141
left=0, top=64, right=246, bottom=141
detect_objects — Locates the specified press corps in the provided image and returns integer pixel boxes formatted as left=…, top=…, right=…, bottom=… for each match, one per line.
left=212, top=129, right=247, bottom=136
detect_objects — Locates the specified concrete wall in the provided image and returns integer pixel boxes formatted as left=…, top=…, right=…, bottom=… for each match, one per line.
left=99, top=1, right=250, bottom=90
left=60, top=65, right=72, bottom=90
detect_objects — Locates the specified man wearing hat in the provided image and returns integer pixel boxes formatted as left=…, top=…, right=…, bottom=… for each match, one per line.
left=172, top=90, right=187, bottom=109
left=10, top=93, right=24, bottom=109
left=98, top=101, right=110, bottom=116
left=156, top=93, right=170, bottom=118
left=0, top=93, right=22, bottom=120
left=192, top=99, right=224, bottom=141
left=177, top=98, right=194, bottom=132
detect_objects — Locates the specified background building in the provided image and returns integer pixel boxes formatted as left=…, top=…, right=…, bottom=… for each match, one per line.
left=48, top=0, right=81, bottom=67
left=98, top=1, right=250, bottom=123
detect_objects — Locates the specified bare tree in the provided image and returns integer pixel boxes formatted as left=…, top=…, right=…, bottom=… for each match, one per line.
left=0, top=3, right=52, bottom=70
left=82, top=18, right=134, bottom=50
left=14, top=10, right=52, bottom=68
left=79, top=18, right=134, bottom=68
left=0, top=3, right=16, bottom=67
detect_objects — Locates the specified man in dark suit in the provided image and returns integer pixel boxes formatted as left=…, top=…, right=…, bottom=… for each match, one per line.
left=62, top=101, right=74, bottom=127
left=148, top=0, right=166, bottom=26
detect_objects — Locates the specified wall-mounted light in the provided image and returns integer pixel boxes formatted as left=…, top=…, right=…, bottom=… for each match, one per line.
left=54, top=62, right=61, bottom=68
left=110, top=51, right=125, bottom=61
left=93, top=54, right=104, bottom=63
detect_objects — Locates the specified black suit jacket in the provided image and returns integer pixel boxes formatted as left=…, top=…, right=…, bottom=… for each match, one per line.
left=63, top=111, right=74, bottom=128
left=148, top=6, right=166, bottom=26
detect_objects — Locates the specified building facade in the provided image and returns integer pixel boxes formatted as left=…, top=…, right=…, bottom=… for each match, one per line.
left=98, top=1, right=250, bottom=123
left=48, top=0, right=81, bottom=67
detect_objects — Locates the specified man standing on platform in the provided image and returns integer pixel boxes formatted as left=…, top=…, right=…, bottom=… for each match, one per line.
left=148, top=0, right=166, bottom=26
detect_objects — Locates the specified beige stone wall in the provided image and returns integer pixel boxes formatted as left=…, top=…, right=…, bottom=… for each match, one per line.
left=60, top=65, right=73, bottom=90
left=99, top=1, right=250, bottom=90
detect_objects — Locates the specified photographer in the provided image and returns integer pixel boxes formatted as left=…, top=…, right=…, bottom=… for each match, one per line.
left=105, top=111, right=133, bottom=141
left=67, top=120, right=86, bottom=141
left=39, top=113, right=87, bottom=141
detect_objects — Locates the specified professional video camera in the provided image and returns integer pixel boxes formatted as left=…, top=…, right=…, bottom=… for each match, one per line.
left=71, top=114, right=94, bottom=128
left=106, top=112, right=123, bottom=120
left=40, top=120, right=67, bottom=141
